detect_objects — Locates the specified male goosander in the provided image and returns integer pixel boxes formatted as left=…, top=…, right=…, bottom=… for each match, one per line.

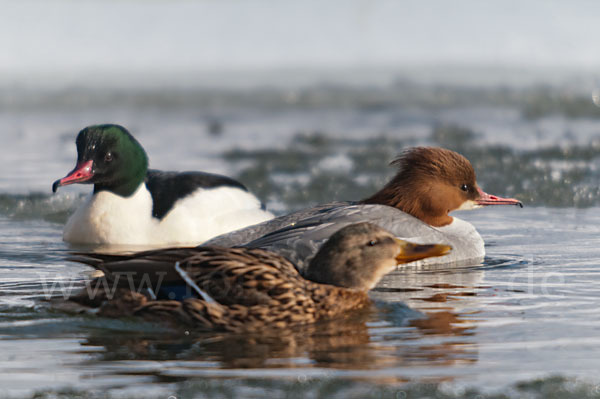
left=52, top=124, right=274, bottom=246
left=66, top=223, right=451, bottom=332
left=205, top=147, right=522, bottom=270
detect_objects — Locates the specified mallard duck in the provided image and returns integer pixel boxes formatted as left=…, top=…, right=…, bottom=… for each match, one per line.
left=206, top=147, right=522, bottom=268
left=52, top=124, right=273, bottom=246
left=67, top=223, right=451, bottom=332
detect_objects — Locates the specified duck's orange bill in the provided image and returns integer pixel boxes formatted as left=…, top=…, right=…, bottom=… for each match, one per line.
left=52, top=160, right=94, bottom=192
left=394, top=239, right=452, bottom=264
left=476, top=187, right=523, bottom=207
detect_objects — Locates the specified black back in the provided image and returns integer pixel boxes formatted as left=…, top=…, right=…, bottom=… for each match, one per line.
left=145, top=169, right=249, bottom=220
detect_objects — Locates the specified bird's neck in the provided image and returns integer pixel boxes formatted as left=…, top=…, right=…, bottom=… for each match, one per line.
left=309, top=284, right=371, bottom=319
left=360, top=177, right=453, bottom=227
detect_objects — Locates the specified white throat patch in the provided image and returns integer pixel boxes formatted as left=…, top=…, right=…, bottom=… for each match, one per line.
left=457, top=200, right=481, bottom=211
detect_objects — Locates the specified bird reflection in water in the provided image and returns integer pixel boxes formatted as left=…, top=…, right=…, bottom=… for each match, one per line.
left=75, top=265, right=483, bottom=382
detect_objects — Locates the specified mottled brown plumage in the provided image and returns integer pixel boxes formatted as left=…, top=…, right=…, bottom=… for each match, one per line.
left=67, top=223, right=451, bottom=332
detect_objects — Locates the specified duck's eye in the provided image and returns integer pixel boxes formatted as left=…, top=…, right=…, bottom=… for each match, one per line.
left=368, top=240, right=378, bottom=246
left=460, top=184, right=469, bottom=192
left=104, top=152, right=113, bottom=163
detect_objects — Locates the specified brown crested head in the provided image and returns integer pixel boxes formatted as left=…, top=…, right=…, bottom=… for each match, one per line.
left=360, top=147, right=481, bottom=227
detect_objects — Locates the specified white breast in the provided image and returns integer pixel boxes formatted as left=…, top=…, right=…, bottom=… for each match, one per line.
left=401, top=217, right=485, bottom=267
left=63, top=185, right=274, bottom=246
left=63, top=185, right=155, bottom=245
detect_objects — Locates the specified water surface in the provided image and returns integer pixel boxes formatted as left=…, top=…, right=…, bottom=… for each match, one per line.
left=2, top=80, right=600, bottom=398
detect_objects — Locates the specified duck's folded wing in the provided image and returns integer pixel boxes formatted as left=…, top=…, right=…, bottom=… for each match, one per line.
left=176, top=247, right=302, bottom=306
left=243, top=204, right=443, bottom=274
left=70, top=247, right=204, bottom=288
left=70, top=246, right=301, bottom=306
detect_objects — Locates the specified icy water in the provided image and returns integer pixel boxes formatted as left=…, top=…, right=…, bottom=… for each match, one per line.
left=3, top=79, right=600, bottom=398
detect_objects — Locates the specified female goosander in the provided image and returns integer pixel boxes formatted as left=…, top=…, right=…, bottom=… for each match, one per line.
left=205, top=147, right=522, bottom=270
left=66, top=223, right=451, bottom=332
left=52, top=124, right=274, bottom=246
